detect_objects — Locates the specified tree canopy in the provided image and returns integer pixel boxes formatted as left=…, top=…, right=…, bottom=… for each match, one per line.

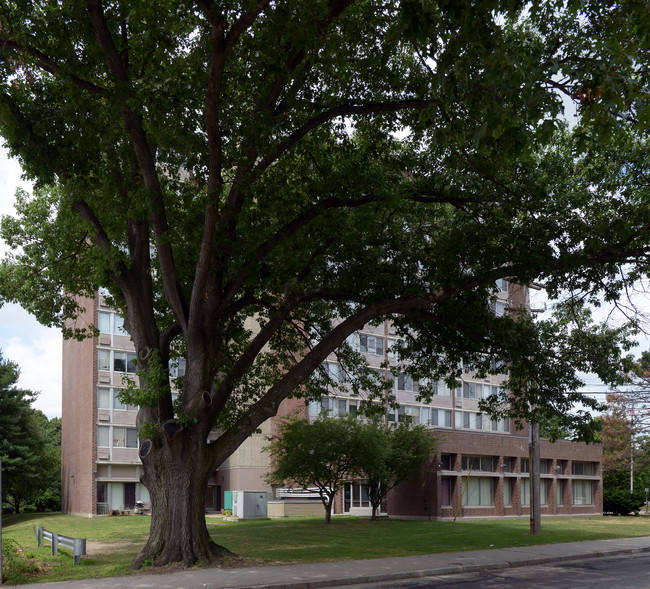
left=360, top=421, right=437, bottom=520
left=0, top=0, right=648, bottom=567
left=265, top=415, right=367, bottom=524
left=0, top=352, right=61, bottom=513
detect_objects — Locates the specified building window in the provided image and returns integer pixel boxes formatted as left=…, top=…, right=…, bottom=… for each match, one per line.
left=98, top=387, right=110, bottom=409
left=440, top=454, right=453, bottom=470
left=112, top=427, right=138, bottom=449
left=425, top=408, right=452, bottom=427
left=462, top=382, right=482, bottom=399
left=462, top=477, right=493, bottom=506
left=441, top=477, right=452, bottom=506
left=98, top=311, right=111, bottom=334
left=170, top=358, right=186, bottom=377
left=113, top=315, right=126, bottom=335
left=436, top=381, right=451, bottom=397
left=344, top=482, right=370, bottom=511
left=490, top=300, right=506, bottom=316
left=556, top=480, right=564, bottom=505
left=521, top=478, right=548, bottom=506
left=521, top=458, right=530, bottom=473
left=387, top=338, right=399, bottom=359
left=503, top=478, right=512, bottom=506
left=113, top=390, right=137, bottom=411
left=321, top=396, right=348, bottom=417
left=393, top=372, right=418, bottom=392
left=359, top=334, right=384, bottom=355
left=97, top=426, right=110, bottom=447
left=521, top=478, right=530, bottom=506
left=98, top=387, right=137, bottom=411
left=572, top=480, right=594, bottom=505
left=398, top=405, right=418, bottom=423
left=496, top=278, right=508, bottom=292
left=97, top=482, right=106, bottom=503
left=114, top=351, right=137, bottom=373
left=462, top=456, right=494, bottom=472
left=322, top=362, right=346, bottom=383
left=571, top=462, right=594, bottom=476
left=98, top=349, right=111, bottom=371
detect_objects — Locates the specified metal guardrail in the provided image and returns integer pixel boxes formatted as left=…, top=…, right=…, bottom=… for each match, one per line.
left=36, top=527, right=86, bottom=565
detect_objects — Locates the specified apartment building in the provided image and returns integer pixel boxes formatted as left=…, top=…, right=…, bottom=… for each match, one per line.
left=61, top=281, right=602, bottom=518
left=62, top=291, right=150, bottom=515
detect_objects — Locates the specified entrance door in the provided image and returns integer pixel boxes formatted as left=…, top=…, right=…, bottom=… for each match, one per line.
left=124, top=483, right=136, bottom=509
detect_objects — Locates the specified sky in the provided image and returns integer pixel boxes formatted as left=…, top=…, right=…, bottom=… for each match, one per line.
left=0, top=148, right=62, bottom=418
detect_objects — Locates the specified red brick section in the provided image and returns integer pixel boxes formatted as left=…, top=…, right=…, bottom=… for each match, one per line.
left=386, top=429, right=602, bottom=519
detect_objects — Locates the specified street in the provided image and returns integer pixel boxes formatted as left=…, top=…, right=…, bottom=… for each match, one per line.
left=336, top=552, right=650, bottom=589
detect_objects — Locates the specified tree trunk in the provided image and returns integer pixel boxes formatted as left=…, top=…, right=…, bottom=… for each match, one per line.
left=131, top=427, right=232, bottom=569
left=370, top=500, right=379, bottom=520
left=323, top=494, right=334, bottom=524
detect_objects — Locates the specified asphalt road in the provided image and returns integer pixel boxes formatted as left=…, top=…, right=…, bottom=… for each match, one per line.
left=336, top=552, right=650, bottom=589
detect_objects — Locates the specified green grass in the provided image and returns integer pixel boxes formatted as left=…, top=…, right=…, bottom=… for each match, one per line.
left=2, top=513, right=650, bottom=584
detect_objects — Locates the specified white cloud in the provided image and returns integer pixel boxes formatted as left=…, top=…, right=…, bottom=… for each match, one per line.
left=0, top=303, right=62, bottom=418
left=0, top=149, right=60, bottom=418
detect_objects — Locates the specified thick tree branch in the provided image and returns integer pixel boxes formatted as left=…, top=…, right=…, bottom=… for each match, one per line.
left=254, top=99, right=441, bottom=176
left=0, top=36, right=106, bottom=95
left=207, top=293, right=448, bottom=463
left=84, top=0, right=189, bottom=331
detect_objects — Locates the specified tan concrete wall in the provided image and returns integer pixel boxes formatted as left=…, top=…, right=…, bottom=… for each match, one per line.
left=268, top=501, right=325, bottom=518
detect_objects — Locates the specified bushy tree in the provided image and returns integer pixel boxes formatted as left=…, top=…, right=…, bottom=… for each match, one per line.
left=265, top=416, right=366, bottom=524
left=360, top=422, right=437, bottom=520
left=0, top=0, right=647, bottom=567
left=0, top=354, right=60, bottom=513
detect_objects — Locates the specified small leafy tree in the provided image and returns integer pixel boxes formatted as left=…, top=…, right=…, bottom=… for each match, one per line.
left=265, top=416, right=366, bottom=524
left=360, top=421, right=438, bottom=520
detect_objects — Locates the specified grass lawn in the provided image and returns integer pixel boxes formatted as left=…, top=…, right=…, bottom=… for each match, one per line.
left=2, top=513, right=650, bottom=584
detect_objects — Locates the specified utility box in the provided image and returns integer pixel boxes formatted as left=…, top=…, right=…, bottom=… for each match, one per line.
left=223, top=490, right=233, bottom=512
left=231, top=491, right=268, bottom=519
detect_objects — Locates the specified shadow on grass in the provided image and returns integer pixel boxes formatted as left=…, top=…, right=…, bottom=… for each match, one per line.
left=2, top=512, right=63, bottom=528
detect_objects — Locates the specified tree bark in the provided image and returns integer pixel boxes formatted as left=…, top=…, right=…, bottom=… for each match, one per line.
left=131, top=428, right=232, bottom=569
left=322, top=494, right=334, bottom=524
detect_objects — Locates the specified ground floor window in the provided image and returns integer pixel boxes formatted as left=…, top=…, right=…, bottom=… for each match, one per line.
left=556, top=480, right=564, bottom=505
left=441, top=477, right=452, bottom=506
left=97, top=481, right=150, bottom=512
left=572, top=480, right=594, bottom=505
left=503, top=478, right=512, bottom=506
left=97, top=481, right=106, bottom=503
left=521, top=478, right=530, bottom=506
left=521, top=479, right=548, bottom=506
left=461, top=477, right=493, bottom=507
left=344, top=482, right=370, bottom=512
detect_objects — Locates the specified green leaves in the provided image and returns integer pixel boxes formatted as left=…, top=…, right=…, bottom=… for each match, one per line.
left=0, top=0, right=647, bottom=488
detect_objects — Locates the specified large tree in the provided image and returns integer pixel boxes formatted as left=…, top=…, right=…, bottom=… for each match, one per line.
left=0, top=0, right=648, bottom=567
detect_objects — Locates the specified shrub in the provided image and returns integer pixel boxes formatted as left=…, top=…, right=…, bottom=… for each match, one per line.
left=603, top=487, right=645, bottom=516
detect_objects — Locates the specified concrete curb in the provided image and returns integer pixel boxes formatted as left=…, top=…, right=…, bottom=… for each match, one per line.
left=241, top=545, right=650, bottom=589
left=7, top=538, right=650, bottom=589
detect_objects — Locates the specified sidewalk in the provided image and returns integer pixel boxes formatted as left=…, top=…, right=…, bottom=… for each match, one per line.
left=7, top=536, right=650, bottom=589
